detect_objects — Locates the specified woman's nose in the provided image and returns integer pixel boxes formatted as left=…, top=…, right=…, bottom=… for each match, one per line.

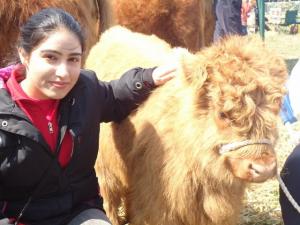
left=56, top=63, right=69, bottom=78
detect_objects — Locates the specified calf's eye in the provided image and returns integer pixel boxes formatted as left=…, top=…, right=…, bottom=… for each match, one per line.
left=219, top=112, right=227, bottom=119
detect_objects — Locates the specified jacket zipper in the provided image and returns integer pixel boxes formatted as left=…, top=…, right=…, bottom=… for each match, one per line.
left=70, top=130, right=75, bottom=159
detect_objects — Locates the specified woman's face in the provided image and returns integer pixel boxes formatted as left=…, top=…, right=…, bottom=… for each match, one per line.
left=19, top=28, right=82, bottom=100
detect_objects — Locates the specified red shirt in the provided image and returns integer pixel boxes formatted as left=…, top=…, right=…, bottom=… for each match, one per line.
left=5, top=68, right=72, bottom=168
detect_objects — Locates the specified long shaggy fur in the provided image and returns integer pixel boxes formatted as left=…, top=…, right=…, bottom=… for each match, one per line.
left=86, top=26, right=287, bottom=225
left=104, top=0, right=215, bottom=52
left=0, top=0, right=101, bottom=66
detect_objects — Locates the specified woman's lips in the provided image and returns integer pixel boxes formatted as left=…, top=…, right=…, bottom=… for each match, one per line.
left=50, top=81, right=69, bottom=88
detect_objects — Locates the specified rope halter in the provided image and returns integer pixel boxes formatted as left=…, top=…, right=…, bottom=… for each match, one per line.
left=219, top=138, right=273, bottom=155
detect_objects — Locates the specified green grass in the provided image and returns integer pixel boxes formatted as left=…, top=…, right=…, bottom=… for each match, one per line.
left=264, top=30, right=300, bottom=72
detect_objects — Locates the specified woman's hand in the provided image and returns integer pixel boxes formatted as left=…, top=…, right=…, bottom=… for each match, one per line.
left=151, top=48, right=186, bottom=86
left=152, top=63, right=177, bottom=86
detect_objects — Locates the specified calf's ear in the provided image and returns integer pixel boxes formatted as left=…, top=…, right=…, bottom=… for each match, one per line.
left=180, top=51, right=208, bottom=89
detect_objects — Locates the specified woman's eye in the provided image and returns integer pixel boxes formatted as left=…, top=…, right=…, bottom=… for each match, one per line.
left=45, top=55, right=57, bottom=61
left=69, top=57, right=81, bottom=63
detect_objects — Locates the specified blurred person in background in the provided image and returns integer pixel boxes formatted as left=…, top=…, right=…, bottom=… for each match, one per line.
left=213, top=0, right=244, bottom=41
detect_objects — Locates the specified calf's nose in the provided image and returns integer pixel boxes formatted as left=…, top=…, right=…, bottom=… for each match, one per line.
left=248, top=160, right=277, bottom=183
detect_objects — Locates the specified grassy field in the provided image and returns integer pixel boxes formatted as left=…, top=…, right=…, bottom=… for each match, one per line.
left=239, top=31, right=300, bottom=225
left=264, top=31, right=300, bottom=72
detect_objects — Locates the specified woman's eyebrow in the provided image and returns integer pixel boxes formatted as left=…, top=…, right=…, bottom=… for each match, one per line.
left=40, top=49, right=82, bottom=56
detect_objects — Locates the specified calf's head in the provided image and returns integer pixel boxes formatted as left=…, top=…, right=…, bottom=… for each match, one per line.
left=178, top=36, right=287, bottom=183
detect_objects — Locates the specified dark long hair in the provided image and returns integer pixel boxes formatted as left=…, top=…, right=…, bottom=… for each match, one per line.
left=18, top=7, right=85, bottom=54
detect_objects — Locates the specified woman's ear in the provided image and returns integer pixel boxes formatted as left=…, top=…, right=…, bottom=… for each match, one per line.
left=18, top=48, right=29, bottom=67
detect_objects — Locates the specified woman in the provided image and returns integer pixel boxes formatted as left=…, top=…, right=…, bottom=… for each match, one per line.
left=0, top=8, right=176, bottom=225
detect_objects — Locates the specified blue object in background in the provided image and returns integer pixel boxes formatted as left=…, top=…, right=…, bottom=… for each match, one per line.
left=280, top=94, right=297, bottom=124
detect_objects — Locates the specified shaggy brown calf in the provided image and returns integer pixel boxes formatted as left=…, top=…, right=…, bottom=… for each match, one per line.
left=0, top=0, right=101, bottom=66
left=101, top=0, right=215, bottom=51
left=85, top=26, right=287, bottom=225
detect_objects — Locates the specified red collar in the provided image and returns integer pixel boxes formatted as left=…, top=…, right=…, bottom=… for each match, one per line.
left=4, top=67, right=72, bottom=167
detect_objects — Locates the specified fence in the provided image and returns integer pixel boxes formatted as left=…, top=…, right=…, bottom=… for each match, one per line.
left=266, top=1, right=300, bottom=24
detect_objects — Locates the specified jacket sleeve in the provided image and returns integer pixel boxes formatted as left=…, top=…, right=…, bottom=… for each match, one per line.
left=97, top=67, right=156, bottom=122
left=0, top=130, right=20, bottom=163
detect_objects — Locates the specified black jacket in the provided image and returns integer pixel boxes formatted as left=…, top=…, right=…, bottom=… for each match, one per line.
left=0, top=68, right=155, bottom=224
